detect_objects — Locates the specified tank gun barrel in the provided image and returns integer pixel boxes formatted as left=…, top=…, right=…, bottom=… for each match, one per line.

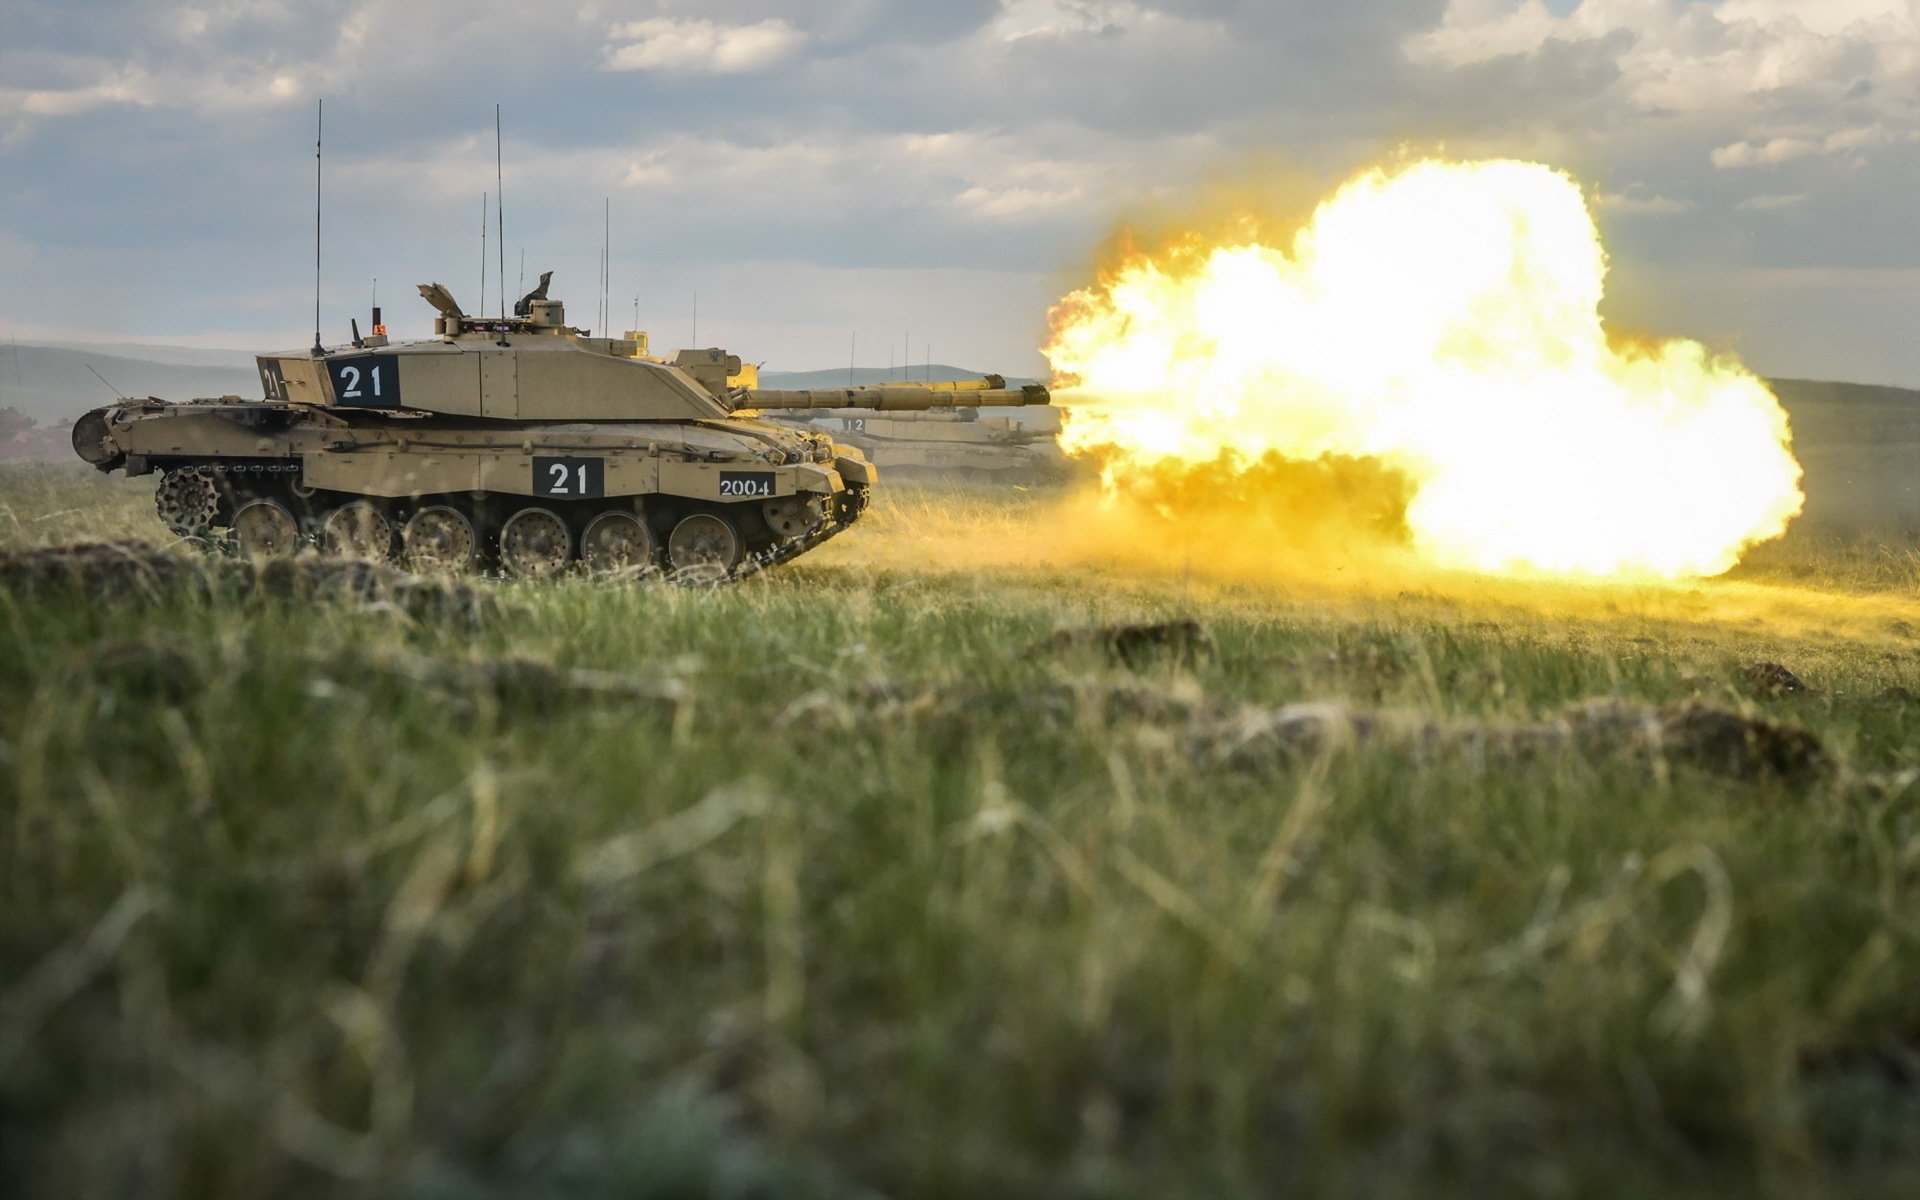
left=735, top=377, right=1050, bottom=413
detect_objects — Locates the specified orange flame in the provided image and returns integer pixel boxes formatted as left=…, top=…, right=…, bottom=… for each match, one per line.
left=1046, top=160, right=1805, bottom=580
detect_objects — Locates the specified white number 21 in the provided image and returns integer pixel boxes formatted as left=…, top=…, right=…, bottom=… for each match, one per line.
left=339, top=364, right=382, bottom=399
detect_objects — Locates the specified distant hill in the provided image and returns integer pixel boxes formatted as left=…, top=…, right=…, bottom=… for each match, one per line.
left=34, top=341, right=258, bottom=369
left=3, top=336, right=1915, bottom=527
left=0, top=343, right=258, bottom=426
left=1769, top=378, right=1920, bottom=531
left=0, top=347, right=1044, bottom=430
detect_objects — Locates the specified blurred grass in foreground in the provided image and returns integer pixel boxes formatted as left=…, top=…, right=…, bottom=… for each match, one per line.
left=4, top=462, right=1920, bottom=1200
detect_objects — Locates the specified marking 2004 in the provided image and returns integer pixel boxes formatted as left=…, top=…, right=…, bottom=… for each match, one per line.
left=532, top=456, right=605, bottom=499
left=718, top=471, right=775, bottom=498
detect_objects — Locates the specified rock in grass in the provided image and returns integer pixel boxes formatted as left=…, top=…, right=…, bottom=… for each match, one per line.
left=0, top=541, right=207, bottom=599
left=1033, top=618, right=1216, bottom=669
left=1190, top=698, right=1829, bottom=782
left=1654, top=701, right=1829, bottom=779
left=0, top=540, right=504, bottom=624
left=357, top=650, right=687, bottom=717
left=1739, top=660, right=1811, bottom=699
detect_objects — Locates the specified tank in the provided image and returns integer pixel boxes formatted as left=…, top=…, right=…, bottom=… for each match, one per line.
left=755, top=386, right=1071, bottom=482
left=70, top=274, right=1051, bottom=579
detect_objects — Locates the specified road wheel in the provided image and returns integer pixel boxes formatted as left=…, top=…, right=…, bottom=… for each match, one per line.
left=500, top=507, right=573, bottom=578
left=581, top=511, right=655, bottom=572
left=321, top=502, right=396, bottom=561
left=231, top=499, right=300, bottom=559
left=667, top=512, right=741, bottom=580
left=402, top=506, right=478, bottom=573
left=763, top=493, right=825, bottom=539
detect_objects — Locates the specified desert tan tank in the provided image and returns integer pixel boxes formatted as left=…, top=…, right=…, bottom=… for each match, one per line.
left=70, top=274, right=1050, bottom=579
left=756, top=385, right=1071, bottom=482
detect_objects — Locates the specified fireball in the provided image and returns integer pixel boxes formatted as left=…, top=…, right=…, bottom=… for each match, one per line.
left=1046, top=160, right=1805, bottom=580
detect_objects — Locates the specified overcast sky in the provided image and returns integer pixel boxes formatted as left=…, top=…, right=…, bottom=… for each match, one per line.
left=1, top=0, right=1916, bottom=384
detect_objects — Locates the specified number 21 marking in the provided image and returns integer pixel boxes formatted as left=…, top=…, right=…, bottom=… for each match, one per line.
left=339, top=364, right=382, bottom=399
left=547, top=463, right=589, bottom=495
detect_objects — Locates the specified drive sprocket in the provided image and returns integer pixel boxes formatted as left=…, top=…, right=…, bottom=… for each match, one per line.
left=154, top=467, right=222, bottom=538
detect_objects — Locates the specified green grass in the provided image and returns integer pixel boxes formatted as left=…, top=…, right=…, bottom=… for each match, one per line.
left=5, top=461, right=1920, bottom=1199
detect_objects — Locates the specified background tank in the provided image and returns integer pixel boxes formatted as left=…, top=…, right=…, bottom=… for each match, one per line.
left=754, top=380, right=1071, bottom=482
left=71, top=275, right=1049, bottom=579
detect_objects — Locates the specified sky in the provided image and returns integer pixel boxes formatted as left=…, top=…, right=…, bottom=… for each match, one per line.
left=0, top=0, right=1916, bottom=384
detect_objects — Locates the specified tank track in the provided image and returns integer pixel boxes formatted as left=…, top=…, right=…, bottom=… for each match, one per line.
left=148, top=461, right=865, bottom=583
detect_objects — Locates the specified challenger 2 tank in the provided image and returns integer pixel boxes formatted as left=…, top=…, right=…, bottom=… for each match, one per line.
left=758, top=382, right=1071, bottom=483
left=70, top=274, right=1051, bottom=579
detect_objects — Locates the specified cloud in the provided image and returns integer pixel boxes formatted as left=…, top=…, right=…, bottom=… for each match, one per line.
left=1736, top=193, right=1808, bottom=212
left=1710, top=138, right=1821, bottom=168
left=604, top=17, right=806, bottom=74
left=1596, top=189, right=1693, bottom=216
left=955, top=183, right=1087, bottom=220
left=989, top=0, right=1145, bottom=41
left=0, top=71, right=150, bottom=124
left=1712, top=126, right=1920, bottom=168
left=1407, top=0, right=1920, bottom=142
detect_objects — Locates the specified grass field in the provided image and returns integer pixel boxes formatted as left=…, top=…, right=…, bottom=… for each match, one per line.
left=5, top=461, right=1920, bottom=1199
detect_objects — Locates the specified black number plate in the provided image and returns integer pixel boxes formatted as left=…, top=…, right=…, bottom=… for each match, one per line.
left=326, top=355, right=401, bottom=408
left=533, top=456, right=605, bottom=499
left=259, top=358, right=288, bottom=401
left=718, top=471, right=775, bottom=498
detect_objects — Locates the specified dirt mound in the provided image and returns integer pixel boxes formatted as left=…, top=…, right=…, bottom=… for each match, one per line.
left=0, top=541, right=503, bottom=623
left=1737, top=660, right=1812, bottom=699
left=806, top=674, right=1831, bottom=784
left=1032, top=618, right=1216, bottom=669
left=1195, top=696, right=1829, bottom=782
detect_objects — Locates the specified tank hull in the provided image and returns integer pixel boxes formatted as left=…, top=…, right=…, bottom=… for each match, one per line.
left=77, top=398, right=872, bottom=577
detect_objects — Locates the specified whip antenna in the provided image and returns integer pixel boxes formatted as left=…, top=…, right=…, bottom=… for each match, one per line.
left=495, top=105, right=506, bottom=323
left=86, top=363, right=128, bottom=400
left=479, top=193, right=487, bottom=315
left=311, top=98, right=324, bottom=356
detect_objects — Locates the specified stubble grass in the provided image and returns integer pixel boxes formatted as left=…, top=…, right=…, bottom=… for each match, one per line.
left=3, top=461, right=1920, bottom=1199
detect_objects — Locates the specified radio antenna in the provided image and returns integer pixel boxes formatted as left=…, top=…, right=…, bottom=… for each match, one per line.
left=602, top=196, right=611, bottom=336
left=311, top=98, right=324, bottom=356
left=86, top=363, right=128, bottom=400
left=479, top=193, right=488, bottom=315
left=495, top=105, right=506, bottom=324
left=848, top=332, right=856, bottom=387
